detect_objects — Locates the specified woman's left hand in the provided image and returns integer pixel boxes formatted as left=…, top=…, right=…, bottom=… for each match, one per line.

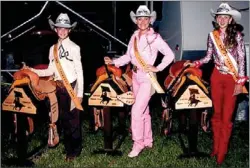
left=233, top=84, right=243, bottom=96
left=144, top=64, right=159, bottom=73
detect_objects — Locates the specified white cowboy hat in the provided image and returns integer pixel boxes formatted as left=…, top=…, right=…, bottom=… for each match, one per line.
left=210, top=3, right=241, bottom=22
left=130, top=5, right=157, bottom=24
left=48, top=13, right=77, bottom=30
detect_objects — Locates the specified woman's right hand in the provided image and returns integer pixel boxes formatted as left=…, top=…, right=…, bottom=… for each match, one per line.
left=104, top=56, right=113, bottom=65
left=184, top=61, right=201, bottom=68
left=184, top=62, right=195, bottom=67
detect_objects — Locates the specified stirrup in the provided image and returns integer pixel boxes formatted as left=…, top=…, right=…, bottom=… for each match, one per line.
left=48, top=123, right=59, bottom=147
left=201, top=111, right=209, bottom=132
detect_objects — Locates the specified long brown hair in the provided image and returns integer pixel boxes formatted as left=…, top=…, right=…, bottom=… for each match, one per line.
left=212, top=16, right=244, bottom=49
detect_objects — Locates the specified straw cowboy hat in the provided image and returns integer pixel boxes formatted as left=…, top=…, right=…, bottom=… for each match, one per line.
left=130, top=5, right=157, bottom=24
left=210, top=3, right=241, bottom=22
left=48, top=13, right=77, bottom=30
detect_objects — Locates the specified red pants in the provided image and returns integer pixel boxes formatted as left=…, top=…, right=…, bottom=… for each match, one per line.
left=210, top=68, right=237, bottom=164
left=211, top=68, right=237, bottom=124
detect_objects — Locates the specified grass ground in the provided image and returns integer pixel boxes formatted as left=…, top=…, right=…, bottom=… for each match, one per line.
left=1, top=106, right=249, bottom=168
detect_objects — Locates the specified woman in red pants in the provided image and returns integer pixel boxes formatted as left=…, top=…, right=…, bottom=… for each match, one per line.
left=188, top=2, right=248, bottom=165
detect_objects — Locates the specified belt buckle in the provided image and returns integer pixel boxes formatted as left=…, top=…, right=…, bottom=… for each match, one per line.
left=133, top=66, right=137, bottom=73
left=216, top=65, right=228, bottom=75
left=219, top=70, right=227, bottom=74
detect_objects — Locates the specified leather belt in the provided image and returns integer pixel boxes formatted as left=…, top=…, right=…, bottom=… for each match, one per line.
left=132, top=65, right=144, bottom=73
left=215, top=65, right=233, bottom=75
left=55, top=80, right=77, bottom=89
left=55, top=80, right=64, bottom=88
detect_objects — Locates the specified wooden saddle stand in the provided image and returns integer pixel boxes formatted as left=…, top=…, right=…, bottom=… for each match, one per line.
left=88, top=64, right=135, bottom=156
left=161, top=60, right=212, bottom=159
left=2, top=68, right=60, bottom=148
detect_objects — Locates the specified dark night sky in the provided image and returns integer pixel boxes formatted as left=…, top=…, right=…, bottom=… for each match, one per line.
left=1, top=1, right=163, bottom=91
left=1, top=1, right=163, bottom=42
left=1, top=1, right=163, bottom=41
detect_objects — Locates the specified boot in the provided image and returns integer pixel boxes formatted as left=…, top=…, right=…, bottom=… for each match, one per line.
left=216, top=122, right=233, bottom=165
left=210, top=119, right=221, bottom=157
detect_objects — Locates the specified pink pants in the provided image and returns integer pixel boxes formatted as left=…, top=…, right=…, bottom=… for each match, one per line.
left=131, top=71, right=153, bottom=152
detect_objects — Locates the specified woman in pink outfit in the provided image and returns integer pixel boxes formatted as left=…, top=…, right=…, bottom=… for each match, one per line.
left=104, top=5, right=175, bottom=158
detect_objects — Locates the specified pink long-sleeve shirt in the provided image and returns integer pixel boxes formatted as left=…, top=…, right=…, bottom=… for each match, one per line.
left=113, top=28, right=175, bottom=72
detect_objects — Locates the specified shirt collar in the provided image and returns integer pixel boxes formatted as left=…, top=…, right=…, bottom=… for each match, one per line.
left=218, top=29, right=226, bottom=38
left=58, top=36, right=70, bottom=45
left=134, top=27, right=155, bottom=37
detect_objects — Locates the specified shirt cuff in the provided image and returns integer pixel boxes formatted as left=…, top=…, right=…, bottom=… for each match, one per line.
left=193, top=61, right=201, bottom=68
left=112, top=59, right=119, bottom=68
left=156, top=64, right=165, bottom=72
left=236, top=76, right=248, bottom=86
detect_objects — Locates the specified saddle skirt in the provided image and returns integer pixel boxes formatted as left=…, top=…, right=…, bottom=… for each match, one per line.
left=164, top=60, right=209, bottom=97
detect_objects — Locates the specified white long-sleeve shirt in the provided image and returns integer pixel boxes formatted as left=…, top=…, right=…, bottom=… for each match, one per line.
left=32, top=37, right=84, bottom=98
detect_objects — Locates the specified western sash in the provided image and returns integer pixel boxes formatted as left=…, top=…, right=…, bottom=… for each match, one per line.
left=53, top=42, right=84, bottom=110
left=133, top=37, right=165, bottom=94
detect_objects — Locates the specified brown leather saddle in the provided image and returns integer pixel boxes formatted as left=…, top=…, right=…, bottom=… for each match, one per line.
left=162, top=60, right=210, bottom=135
left=10, top=69, right=59, bottom=147
left=90, top=64, right=132, bottom=93
left=90, top=64, right=133, bottom=131
left=164, top=60, right=208, bottom=97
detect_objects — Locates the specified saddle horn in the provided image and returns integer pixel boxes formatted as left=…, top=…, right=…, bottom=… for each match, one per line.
left=21, top=62, right=27, bottom=69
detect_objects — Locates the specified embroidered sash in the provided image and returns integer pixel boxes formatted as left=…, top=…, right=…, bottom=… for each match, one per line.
left=53, top=42, right=84, bottom=110
left=210, top=30, right=248, bottom=94
left=133, top=37, right=165, bottom=94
